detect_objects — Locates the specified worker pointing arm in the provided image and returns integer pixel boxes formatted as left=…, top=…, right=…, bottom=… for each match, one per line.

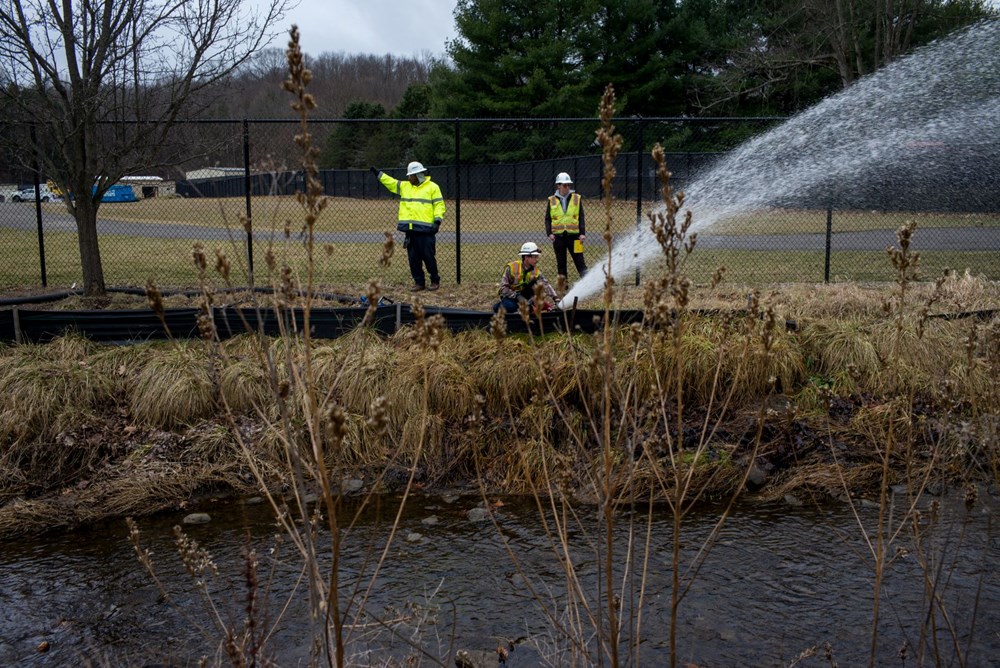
left=370, top=161, right=445, bottom=292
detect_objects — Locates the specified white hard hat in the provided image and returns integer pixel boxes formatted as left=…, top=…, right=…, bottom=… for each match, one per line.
left=519, top=241, right=540, bottom=256
left=555, top=172, right=573, bottom=185
left=406, top=161, right=427, bottom=176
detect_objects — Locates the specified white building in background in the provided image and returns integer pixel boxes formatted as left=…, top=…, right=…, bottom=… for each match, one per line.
left=185, top=167, right=245, bottom=181
left=120, top=175, right=176, bottom=198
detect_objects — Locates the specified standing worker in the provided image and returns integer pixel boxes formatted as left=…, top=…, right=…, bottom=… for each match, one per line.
left=493, top=242, right=558, bottom=314
left=545, top=172, right=586, bottom=280
left=370, top=161, right=445, bottom=292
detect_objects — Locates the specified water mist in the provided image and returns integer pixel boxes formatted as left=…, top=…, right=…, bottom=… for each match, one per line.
left=564, top=20, right=1000, bottom=305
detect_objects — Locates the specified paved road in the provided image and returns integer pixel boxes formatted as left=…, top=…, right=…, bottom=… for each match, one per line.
left=1, top=203, right=998, bottom=251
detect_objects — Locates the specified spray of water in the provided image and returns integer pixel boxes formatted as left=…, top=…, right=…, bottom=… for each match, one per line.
left=563, top=20, right=1000, bottom=305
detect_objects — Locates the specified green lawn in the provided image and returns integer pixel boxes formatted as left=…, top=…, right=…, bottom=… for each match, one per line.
left=707, top=208, right=1000, bottom=235
left=670, top=249, right=1000, bottom=284
left=4, top=226, right=997, bottom=292
left=0, top=228, right=602, bottom=289
left=72, top=196, right=646, bottom=235
left=38, top=196, right=999, bottom=239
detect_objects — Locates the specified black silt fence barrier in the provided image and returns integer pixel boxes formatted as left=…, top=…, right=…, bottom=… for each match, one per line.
left=2, top=305, right=647, bottom=344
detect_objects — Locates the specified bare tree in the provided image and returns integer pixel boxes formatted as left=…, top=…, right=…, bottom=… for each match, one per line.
left=0, top=0, right=291, bottom=295
left=697, top=0, right=996, bottom=113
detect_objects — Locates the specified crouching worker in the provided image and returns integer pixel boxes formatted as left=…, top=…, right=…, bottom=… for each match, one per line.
left=493, top=242, right=559, bottom=314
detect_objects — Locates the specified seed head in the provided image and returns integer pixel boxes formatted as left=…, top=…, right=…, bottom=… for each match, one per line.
left=323, top=403, right=348, bottom=445
left=380, top=231, right=395, bottom=267
left=173, top=525, right=218, bottom=578
left=366, top=396, right=389, bottom=438
left=489, top=308, right=507, bottom=342
left=145, top=280, right=164, bottom=318
left=214, top=249, right=231, bottom=283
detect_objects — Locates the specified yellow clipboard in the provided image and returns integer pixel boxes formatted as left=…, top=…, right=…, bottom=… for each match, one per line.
left=573, top=239, right=584, bottom=254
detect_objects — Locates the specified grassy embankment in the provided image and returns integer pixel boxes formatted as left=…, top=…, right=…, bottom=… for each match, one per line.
left=2, top=168, right=999, bottom=539
left=0, top=249, right=997, bottom=538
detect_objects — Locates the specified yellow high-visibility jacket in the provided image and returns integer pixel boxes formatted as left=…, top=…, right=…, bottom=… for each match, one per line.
left=498, top=260, right=557, bottom=300
left=379, top=173, right=446, bottom=234
left=547, top=193, right=581, bottom=235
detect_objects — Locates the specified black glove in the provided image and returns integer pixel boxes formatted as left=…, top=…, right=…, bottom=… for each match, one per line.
left=433, top=219, right=441, bottom=234
left=369, top=166, right=378, bottom=175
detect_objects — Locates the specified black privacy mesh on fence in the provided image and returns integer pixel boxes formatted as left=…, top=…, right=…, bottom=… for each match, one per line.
left=1, top=117, right=998, bottom=296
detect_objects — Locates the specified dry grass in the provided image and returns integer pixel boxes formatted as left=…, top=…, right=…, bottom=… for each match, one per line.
left=129, top=341, right=216, bottom=428
left=11, top=268, right=996, bottom=320
left=383, top=335, right=481, bottom=461
left=754, top=270, right=1000, bottom=321
left=798, top=319, right=883, bottom=393
left=463, top=334, right=544, bottom=407
left=761, top=462, right=888, bottom=501
left=0, top=334, right=112, bottom=443
left=218, top=338, right=273, bottom=416
left=0, top=278, right=996, bottom=535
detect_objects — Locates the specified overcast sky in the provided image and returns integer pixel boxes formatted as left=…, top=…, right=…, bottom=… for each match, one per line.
left=258, top=1, right=999, bottom=60
left=261, top=0, right=460, bottom=59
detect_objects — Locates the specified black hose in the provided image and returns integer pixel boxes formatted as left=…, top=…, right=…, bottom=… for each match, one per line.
left=0, top=290, right=79, bottom=306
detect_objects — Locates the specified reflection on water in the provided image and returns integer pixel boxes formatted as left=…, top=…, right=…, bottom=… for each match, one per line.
left=1, top=492, right=997, bottom=666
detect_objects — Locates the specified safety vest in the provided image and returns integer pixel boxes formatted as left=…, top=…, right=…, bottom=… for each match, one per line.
left=379, top=173, right=446, bottom=233
left=548, top=193, right=581, bottom=235
left=500, top=259, right=541, bottom=296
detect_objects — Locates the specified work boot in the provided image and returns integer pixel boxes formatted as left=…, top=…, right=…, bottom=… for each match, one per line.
left=410, top=284, right=426, bottom=292
left=428, top=283, right=440, bottom=291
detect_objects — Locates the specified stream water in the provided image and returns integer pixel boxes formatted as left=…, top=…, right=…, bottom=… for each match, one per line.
left=1, top=491, right=998, bottom=666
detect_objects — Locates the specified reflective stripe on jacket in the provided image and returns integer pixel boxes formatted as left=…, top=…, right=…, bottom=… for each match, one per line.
left=379, top=173, right=446, bottom=233
left=497, top=259, right=557, bottom=302
left=548, top=193, right=581, bottom=235
left=510, top=260, right=540, bottom=292
left=498, top=259, right=541, bottom=298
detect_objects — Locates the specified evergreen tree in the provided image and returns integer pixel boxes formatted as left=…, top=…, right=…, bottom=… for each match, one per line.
left=320, top=101, right=387, bottom=169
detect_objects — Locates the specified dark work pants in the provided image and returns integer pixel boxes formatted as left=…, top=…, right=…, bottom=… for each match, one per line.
left=407, top=233, right=439, bottom=286
left=493, top=296, right=520, bottom=313
left=552, top=234, right=586, bottom=278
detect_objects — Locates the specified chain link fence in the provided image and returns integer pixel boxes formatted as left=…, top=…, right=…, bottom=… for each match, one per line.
left=1, top=117, right=998, bottom=296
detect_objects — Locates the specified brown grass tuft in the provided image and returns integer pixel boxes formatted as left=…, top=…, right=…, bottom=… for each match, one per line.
left=0, top=335, right=113, bottom=443
left=130, top=342, right=216, bottom=428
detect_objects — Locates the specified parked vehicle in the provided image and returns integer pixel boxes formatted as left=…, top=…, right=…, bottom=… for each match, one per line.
left=96, top=184, right=138, bottom=203
left=11, top=186, right=54, bottom=202
left=63, top=183, right=139, bottom=203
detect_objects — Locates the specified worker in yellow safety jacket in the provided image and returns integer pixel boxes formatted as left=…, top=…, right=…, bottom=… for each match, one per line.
left=370, top=161, right=446, bottom=292
left=493, top=242, right=558, bottom=313
left=545, top=172, right=587, bottom=280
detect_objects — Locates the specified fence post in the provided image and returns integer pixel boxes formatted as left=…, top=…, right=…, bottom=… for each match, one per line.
left=635, top=117, right=643, bottom=287
left=242, top=119, right=254, bottom=287
left=824, top=205, right=833, bottom=283
left=454, top=119, right=462, bottom=285
left=12, top=306, right=23, bottom=344
left=28, top=125, right=48, bottom=288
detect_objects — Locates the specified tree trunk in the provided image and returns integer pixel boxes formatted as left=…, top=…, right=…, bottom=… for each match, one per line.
left=832, top=0, right=855, bottom=87
left=75, top=196, right=106, bottom=296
